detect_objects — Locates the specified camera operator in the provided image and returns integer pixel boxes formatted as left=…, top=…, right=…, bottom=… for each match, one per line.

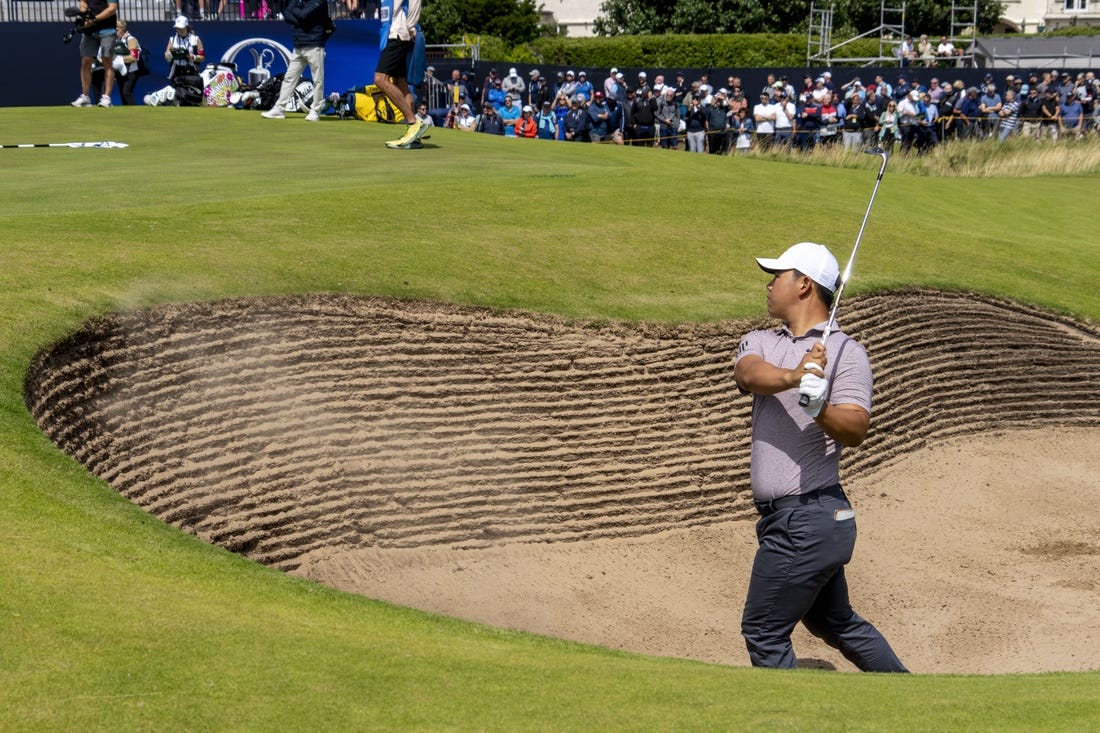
left=164, top=16, right=204, bottom=81
left=70, top=0, right=119, bottom=107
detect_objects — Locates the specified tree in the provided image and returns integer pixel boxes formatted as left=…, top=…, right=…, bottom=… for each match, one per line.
left=421, top=0, right=543, bottom=46
left=593, top=0, right=1004, bottom=37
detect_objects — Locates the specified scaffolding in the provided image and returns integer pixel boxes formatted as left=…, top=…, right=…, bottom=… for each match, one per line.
left=949, top=0, right=979, bottom=67
left=807, top=0, right=907, bottom=67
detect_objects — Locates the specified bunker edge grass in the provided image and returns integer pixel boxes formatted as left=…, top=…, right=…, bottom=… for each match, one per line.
left=0, top=107, right=1097, bottom=732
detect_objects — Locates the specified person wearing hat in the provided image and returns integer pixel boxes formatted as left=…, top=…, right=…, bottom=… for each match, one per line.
left=486, top=76, right=507, bottom=111
left=449, top=102, right=475, bottom=132
left=655, top=86, right=681, bottom=149
left=1016, top=83, right=1043, bottom=139
left=586, top=90, right=611, bottom=142
left=562, top=93, right=589, bottom=142
left=1040, top=85, right=1061, bottom=140
left=536, top=99, right=557, bottom=140
left=772, top=88, right=796, bottom=149
left=163, top=15, right=204, bottom=84
left=735, top=242, right=907, bottom=673
left=705, top=88, right=731, bottom=154
left=558, top=70, right=578, bottom=100
left=630, top=85, right=657, bottom=147
left=945, top=85, right=979, bottom=140
left=71, top=0, right=120, bottom=107
left=636, top=71, right=650, bottom=97
left=502, top=66, right=525, bottom=101
left=574, top=70, right=594, bottom=102
left=512, top=103, right=537, bottom=138
left=472, top=101, right=504, bottom=135
left=526, top=68, right=548, bottom=109
left=480, top=67, right=499, bottom=107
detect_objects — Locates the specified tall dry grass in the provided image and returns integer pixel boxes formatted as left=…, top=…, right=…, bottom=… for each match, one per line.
left=745, top=134, right=1100, bottom=177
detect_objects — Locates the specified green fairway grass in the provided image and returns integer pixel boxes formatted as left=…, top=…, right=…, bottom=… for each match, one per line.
left=0, top=107, right=1096, bottom=731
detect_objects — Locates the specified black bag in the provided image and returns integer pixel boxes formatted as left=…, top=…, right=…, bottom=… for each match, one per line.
left=136, top=45, right=151, bottom=77
left=173, top=73, right=205, bottom=106
left=254, top=73, right=285, bottom=111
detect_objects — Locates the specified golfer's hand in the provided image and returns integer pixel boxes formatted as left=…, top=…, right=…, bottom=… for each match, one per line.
left=795, top=343, right=827, bottom=379
left=799, top=367, right=829, bottom=418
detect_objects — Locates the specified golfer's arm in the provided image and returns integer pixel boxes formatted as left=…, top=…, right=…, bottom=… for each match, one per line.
left=815, top=402, right=869, bottom=447
left=734, top=354, right=799, bottom=395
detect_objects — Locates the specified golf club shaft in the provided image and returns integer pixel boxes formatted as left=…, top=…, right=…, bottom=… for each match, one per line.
left=799, top=148, right=888, bottom=407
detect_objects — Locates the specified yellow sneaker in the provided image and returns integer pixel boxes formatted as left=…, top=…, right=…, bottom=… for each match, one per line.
left=385, top=121, right=426, bottom=149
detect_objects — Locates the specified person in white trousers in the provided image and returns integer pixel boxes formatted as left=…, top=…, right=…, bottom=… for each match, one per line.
left=261, top=0, right=334, bottom=121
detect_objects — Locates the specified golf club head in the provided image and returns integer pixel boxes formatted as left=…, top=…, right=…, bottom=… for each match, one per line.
left=863, top=145, right=888, bottom=156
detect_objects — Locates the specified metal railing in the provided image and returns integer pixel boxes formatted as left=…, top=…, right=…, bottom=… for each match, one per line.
left=2, top=0, right=377, bottom=23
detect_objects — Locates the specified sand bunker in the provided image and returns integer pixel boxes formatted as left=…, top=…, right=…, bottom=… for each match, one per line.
left=24, top=290, right=1100, bottom=673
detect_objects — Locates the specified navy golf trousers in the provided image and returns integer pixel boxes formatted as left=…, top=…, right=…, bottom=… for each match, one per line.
left=741, top=486, right=908, bottom=672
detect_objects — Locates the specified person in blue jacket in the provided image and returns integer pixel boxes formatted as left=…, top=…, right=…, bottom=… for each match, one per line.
left=260, top=0, right=334, bottom=121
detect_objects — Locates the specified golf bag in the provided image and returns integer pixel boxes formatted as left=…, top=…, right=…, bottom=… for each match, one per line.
left=334, top=85, right=403, bottom=123
left=173, top=72, right=205, bottom=106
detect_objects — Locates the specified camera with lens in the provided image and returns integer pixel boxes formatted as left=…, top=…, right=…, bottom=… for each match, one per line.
left=170, top=46, right=192, bottom=60
left=62, top=6, right=96, bottom=44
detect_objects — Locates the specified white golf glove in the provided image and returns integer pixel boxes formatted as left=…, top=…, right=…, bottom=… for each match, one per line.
left=799, top=364, right=828, bottom=418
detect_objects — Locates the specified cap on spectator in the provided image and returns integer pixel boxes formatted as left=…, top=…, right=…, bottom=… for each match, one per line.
left=427, top=65, right=436, bottom=72
left=1021, top=84, right=1030, bottom=93
left=578, top=70, right=587, bottom=76
left=966, top=86, right=979, bottom=94
left=909, top=90, right=919, bottom=100
left=815, top=76, right=824, bottom=83
left=556, top=71, right=564, bottom=78
left=611, top=67, right=618, bottom=74
left=615, top=72, right=623, bottom=80
left=773, top=81, right=783, bottom=89
left=718, top=87, right=728, bottom=95
left=522, top=104, right=533, bottom=113
left=509, top=67, right=517, bottom=76
left=638, top=71, right=647, bottom=78
left=460, top=103, right=470, bottom=111
left=566, top=70, right=575, bottom=77
left=542, top=100, right=551, bottom=106
left=594, top=91, right=604, bottom=99
left=756, top=242, right=840, bottom=293
left=664, top=86, right=675, bottom=95
left=572, top=94, right=585, bottom=103
left=174, top=15, right=189, bottom=28
left=823, top=71, right=832, bottom=77
left=530, top=69, right=540, bottom=77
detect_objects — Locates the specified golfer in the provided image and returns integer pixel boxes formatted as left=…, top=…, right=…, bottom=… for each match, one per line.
left=374, top=0, right=428, bottom=149
left=734, top=241, right=907, bottom=672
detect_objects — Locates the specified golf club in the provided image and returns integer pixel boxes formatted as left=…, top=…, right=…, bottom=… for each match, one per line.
left=799, top=146, right=888, bottom=407
left=0, top=141, right=129, bottom=149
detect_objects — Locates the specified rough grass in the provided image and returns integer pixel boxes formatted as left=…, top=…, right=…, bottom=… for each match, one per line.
left=749, top=133, right=1100, bottom=177
left=0, top=106, right=1097, bottom=732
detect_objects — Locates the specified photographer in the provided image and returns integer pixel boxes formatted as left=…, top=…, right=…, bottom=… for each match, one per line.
left=164, top=16, right=204, bottom=82
left=70, top=0, right=119, bottom=107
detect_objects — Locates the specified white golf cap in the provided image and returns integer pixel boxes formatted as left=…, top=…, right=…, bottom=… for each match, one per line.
left=755, top=242, right=840, bottom=292
left=174, top=15, right=189, bottom=28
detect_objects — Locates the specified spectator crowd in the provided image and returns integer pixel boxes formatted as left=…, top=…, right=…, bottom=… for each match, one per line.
left=422, top=65, right=1100, bottom=154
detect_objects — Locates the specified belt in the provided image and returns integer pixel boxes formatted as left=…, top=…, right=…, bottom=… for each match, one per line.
left=753, top=484, right=845, bottom=517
